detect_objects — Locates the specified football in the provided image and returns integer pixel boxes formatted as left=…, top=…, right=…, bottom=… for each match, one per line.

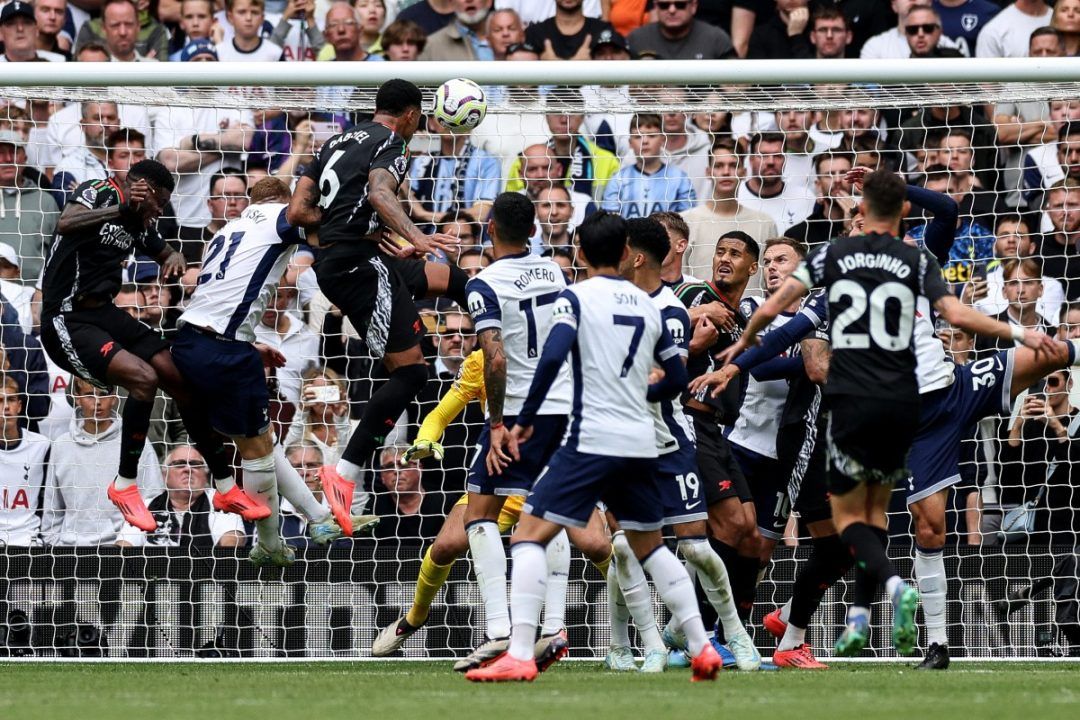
left=433, top=78, right=488, bottom=134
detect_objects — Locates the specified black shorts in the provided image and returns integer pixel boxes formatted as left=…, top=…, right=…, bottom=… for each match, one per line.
left=776, top=418, right=831, bottom=526
left=823, top=393, right=920, bottom=496
left=687, top=407, right=751, bottom=506
left=315, top=244, right=424, bottom=357
left=730, top=441, right=787, bottom=541
left=40, top=305, right=169, bottom=389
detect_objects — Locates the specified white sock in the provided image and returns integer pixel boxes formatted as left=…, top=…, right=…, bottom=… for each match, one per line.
left=780, top=598, right=792, bottom=624
left=541, top=530, right=570, bottom=636
left=607, top=562, right=631, bottom=648
left=215, top=476, right=236, bottom=494
left=847, top=605, right=870, bottom=624
left=885, top=575, right=904, bottom=599
left=643, top=546, right=708, bottom=657
left=242, top=454, right=281, bottom=551
left=915, top=547, right=948, bottom=646
left=466, top=520, right=511, bottom=640
left=114, top=475, right=137, bottom=491
left=679, top=538, right=742, bottom=640
left=272, top=445, right=330, bottom=523
left=613, top=533, right=665, bottom=654
left=335, top=458, right=364, bottom=484
left=507, top=542, right=547, bottom=662
left=777, top=624, right=807, bottom=652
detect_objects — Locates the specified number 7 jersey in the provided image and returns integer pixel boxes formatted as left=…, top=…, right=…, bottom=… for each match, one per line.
left=466, top=252, right=573, bottom=417
left=791, top=232, right=950, bottom=399
left=178, top=202, right=305, bottom=342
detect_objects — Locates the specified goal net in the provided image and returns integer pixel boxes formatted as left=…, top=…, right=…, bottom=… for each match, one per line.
left=1, top=59, right=1079, bottom=660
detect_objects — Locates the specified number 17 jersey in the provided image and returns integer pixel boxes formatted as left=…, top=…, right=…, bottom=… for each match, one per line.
left=791, top=232, right=949, bottom=400
left=465, top=252, right=572, bottom=417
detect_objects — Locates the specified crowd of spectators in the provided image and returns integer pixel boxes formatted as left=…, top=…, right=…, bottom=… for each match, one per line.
left=0, top=0, right=1079, bottom=637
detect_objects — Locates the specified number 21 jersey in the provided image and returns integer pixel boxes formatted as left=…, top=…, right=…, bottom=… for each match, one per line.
left=791, top=232, right=949, bottom=399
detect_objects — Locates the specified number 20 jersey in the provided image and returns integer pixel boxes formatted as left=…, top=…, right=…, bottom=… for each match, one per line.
left=791, top=232, right=950, bottom=399
left=465, top=252, right=572, bottom=417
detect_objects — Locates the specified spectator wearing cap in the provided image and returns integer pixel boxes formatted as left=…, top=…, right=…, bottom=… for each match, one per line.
left=628, top=0, right=735, bottom=59
left=748, top=0, right=813, bottom=59
left=381, top=18, right=428, bottom=59
left=582, top=29, right=634, bottom=161
left=34, top=0, right=73, bottom=60
left=487, top=7, right=523, bottom=59
left=0, top=242, right=36, bottom=332
left=395, top=0, right=454, bottom=36
left=116, top=445, right=244, bottom=549
left=50, top=101, right=119, bottom=207
left=0, top=130, right=59, bottom=286
left=420, top=0, right=496, bottom=61
left=75, top=0, right=169, bottom=61
left=179, top=37, right=218, bottom=61
left=0, top=1, right=66, bottom=61
left=525, top=0, right=613, bottom=60
left=861, top=0, right=961, bottom=59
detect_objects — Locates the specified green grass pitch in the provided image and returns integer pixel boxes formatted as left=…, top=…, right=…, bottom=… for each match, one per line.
left=4, top=661, right=1080, bottom=720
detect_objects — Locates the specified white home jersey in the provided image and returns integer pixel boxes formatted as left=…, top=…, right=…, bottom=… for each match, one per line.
left=914, top=296, right=955, bottom=395
left=179, top=203, right=304, bottom=342
left=553, top=275, right=678, bottom=458
left=649, top=286, right=694, bottom=454
left=728, top=296, right=795, bottom=459
left=0, top=430, right=50, bottom=546
left=466, top=252, right=573, bottom=417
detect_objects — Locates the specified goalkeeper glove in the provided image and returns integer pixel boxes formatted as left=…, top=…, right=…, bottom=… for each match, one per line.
left=404, top=439, right=445, bottom=462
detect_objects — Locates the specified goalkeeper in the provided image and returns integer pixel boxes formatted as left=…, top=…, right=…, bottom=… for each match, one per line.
left=373, top=349, right=612, bottom=664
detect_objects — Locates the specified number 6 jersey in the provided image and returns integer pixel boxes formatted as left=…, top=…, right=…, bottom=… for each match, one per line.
left=791, top=232, right=950, bottom=399
left=178, top=202, right=305, bottom=342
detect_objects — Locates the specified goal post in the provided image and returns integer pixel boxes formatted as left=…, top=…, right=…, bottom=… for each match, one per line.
left=1, top=59, right=1079, bottom=660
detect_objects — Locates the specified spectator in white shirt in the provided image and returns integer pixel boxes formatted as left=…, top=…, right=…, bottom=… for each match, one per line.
left=116, top=445, right=245, bottom=549
left=254, top=278, right=319, bottom=407
left=41, top=377, right=163, bottom=547
left=50, top=101, right=119, bottom=206
left=0, top=374, right=50, bottom=547
left=861, top=0, right=960, bottom=58
left=0, top=244, right=37, bottom=332
left=976, top=0, right=1053, bottom=58
left=736, top=131, right=816, bottom=234
left=217, top=0, right=284, bottom=61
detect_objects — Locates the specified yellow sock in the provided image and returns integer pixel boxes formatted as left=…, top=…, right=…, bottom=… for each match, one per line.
left=406, top=547, right=454, bottom=627
left=592, top=548, right=613, bottom=578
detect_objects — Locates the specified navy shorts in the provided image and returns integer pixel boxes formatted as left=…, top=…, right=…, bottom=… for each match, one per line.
left=906, top=349, right=1014, bottom=505
left=171, top=325, right=270, bottom=438
left=731, top=441, right=788, bottom=541
left=655, top=443, right=709, bottom=526
left=466, top=414, right=568, bottom=496
left=525, top=447, right=662, bottom=531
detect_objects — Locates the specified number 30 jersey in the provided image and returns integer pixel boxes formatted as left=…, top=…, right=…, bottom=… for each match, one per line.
left=465, top=252, right=572, bottom=417
left=551, top=275, right=678, bottom=459
left=791, top=232, right=949, bottom=399
left=179, top=202, right=305, bottom=342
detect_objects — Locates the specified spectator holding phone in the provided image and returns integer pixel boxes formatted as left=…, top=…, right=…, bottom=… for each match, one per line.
left=283, top=367, right=353, bottom=466
left=973, top=257, right=1057, bottom=357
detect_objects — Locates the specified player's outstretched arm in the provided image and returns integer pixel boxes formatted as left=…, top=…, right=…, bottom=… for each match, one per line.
left=717, top=275, right=810, bottom=366
left=934, top=295, right=1057, bottom=356
left=286, top=175, right=323, bottom=230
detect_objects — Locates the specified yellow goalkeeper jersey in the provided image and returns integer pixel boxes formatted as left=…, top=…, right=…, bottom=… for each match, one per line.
left=417, top=350, right=524, bottom=532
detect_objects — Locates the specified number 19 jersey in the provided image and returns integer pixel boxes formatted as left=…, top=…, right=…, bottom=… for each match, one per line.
left=792, top=232, right=949, bottom=399
left=465, top=252, right=572, bottom=417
